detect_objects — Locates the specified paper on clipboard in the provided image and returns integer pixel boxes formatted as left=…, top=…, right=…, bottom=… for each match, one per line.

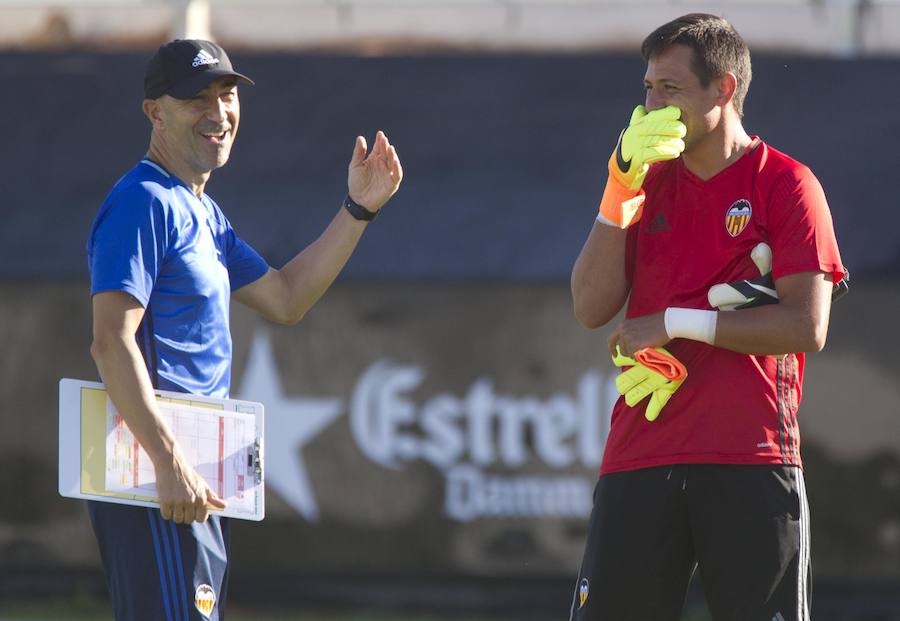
left=59, top=378, right=264, bottom=521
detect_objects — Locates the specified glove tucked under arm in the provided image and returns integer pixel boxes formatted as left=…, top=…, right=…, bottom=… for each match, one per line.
left=708, top=242, right=851, bottom=310
left=708, top=243, right=778, bottom=311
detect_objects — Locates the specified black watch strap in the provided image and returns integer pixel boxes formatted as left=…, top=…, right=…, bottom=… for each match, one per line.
left=343, top=195, right=378, bottom=221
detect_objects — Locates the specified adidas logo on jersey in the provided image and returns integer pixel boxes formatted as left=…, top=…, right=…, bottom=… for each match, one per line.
left=648, top=212, right=670, bottom=233
left=192, top=49, right=219, bottom=68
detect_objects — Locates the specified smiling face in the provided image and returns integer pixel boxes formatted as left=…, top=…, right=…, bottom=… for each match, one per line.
left=643, top=44, right=723, bottom=153
left=147, top=76, right=240, bottom=179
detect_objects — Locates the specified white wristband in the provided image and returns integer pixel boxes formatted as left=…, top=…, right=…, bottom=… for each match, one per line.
left=664, top=307, right=717, bottom=345
left=595, top=213, right=618, bottom=227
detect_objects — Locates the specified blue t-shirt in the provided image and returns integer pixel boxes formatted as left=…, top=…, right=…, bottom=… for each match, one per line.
left=87, top=159, right=269, bottom=398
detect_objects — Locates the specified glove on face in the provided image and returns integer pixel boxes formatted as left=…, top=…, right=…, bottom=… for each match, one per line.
left=609, top=105, right=687, bottom=192
left=598, top=105, right=686, bottom=229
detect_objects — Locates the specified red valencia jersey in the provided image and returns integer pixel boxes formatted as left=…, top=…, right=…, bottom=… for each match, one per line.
left=601, top=139, right=845, bottom=475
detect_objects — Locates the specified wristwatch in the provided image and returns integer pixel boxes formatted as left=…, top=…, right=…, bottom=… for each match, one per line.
left=343, top=195, right=379, bottom=221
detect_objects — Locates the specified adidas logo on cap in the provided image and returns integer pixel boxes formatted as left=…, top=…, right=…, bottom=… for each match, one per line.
left=192, top=49, right=219, bottom=68
left=145, top=39, right=254, bottom=100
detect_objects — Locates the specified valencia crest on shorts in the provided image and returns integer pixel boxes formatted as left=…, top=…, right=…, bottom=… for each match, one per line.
left=725, top=199, right=752, bottom=237
left=195, top=584, right=216, bottom=617
left=579, top=578, right=590, bottom=608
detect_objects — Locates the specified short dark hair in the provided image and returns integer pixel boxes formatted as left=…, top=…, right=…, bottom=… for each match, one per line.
left=641, top=13, right=752, bottom=117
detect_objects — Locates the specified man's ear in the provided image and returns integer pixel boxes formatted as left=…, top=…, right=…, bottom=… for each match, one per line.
left=142, top=98, right=165, bottom=129
left=716, top=72, right=738, bottom=109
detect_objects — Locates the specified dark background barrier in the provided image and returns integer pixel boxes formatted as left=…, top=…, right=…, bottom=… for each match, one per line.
left=3, top=52, right=899, bottom=280
left=1, top=51, right=899, bottom=619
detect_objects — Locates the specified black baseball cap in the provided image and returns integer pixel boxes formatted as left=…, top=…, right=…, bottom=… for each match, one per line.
left=144, top=39, right=254, bottom=100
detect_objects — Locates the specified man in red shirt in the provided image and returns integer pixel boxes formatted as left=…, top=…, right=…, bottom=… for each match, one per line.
left=570, top=13, right=845, bottom=621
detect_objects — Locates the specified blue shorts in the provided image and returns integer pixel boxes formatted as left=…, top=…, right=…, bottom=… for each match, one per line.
left=88, top=501, right=231, bottom=621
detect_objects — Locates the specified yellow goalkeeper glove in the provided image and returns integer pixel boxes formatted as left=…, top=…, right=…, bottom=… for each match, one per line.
left=598, top=105, right=686, bottom=229
left=610, top=105, right=686, bottom=191
left=612, top=346, right=687, bottom=422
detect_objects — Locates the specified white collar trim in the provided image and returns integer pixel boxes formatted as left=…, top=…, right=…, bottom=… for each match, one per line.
left=141, top=159, right=170, bottom=178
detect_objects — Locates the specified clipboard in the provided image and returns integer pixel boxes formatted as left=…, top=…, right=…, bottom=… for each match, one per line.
left=59, top=378, right=265, bottom=521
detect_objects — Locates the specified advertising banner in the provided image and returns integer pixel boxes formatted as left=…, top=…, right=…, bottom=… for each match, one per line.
left=0, top=282, right=897, bottom=580
left=228, top=284, right=614, bottom=575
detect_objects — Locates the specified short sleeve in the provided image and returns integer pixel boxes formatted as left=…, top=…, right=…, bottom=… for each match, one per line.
left=766, top=166, right=845, bottom=284
left=219, top=215, right=269, bottom=291
left=87, top=184, right=170, bottom=307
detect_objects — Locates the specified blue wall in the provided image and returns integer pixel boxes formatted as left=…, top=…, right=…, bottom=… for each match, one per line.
left=3, top=51, right=897, bottom=280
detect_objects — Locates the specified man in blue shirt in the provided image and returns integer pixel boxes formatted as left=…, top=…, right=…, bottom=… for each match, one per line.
left=87, top=39, right=403, bottom=621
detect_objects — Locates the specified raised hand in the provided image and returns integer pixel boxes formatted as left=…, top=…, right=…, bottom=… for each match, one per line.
left=598, top=105, right=685, bottom=228
left=347, top=130, right=403, bottom=213
left=610, top=105, right=686, bottom=192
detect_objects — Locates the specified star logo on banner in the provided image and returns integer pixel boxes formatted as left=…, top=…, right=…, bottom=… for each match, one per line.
left=236, top=331, right=344, bottom=522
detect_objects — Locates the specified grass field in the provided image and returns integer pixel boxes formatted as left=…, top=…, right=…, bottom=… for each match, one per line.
left=0, top=599, right=714, bottom=621
left=0, top=599, right=517, bottom=621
